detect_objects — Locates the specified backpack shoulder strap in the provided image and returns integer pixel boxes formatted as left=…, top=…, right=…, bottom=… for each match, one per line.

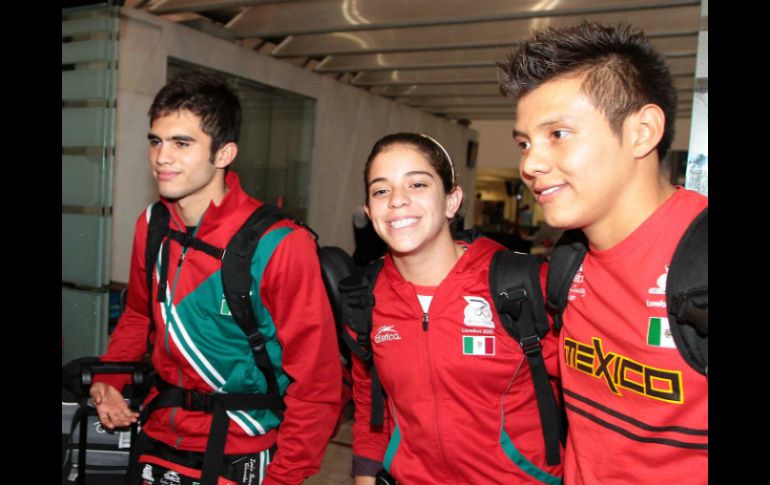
left=489, top=250, right=549, bottom=339
left=144, top=202, right=170, bottom=353
left=145, top=202, right=170, bottom=315
left=339, top=259, right=383, bottom=362
left=545, top=229, right=588, bottom=331
left=666, top=207, right=708, bottom=377
left=317, top=245, right=361, bottom=368
left=489, top=249, right=563, bottom=466
left=221, top=204, right=289, bottom=399
left=339, top=258, right=384, bottom=427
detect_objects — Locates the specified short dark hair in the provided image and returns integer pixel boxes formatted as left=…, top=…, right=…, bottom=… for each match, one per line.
left=149, top=71, right=241, bottom=158
left=498, top=21, right=677, bottom=160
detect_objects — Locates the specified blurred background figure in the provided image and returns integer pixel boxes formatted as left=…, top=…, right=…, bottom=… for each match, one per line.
left=352, top=205, right=387, bottom=267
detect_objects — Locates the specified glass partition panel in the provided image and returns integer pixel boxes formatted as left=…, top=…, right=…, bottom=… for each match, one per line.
left=62, top=3, right=119, bottom=364
left=62, top=287, right=108, bottom=365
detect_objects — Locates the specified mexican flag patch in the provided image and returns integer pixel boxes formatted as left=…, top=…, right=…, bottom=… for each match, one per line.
left=463, top=336, right=495, bottom=356
left=220, top=297, right=231, bottom=316
left=647, top=317, right=676, bottom=348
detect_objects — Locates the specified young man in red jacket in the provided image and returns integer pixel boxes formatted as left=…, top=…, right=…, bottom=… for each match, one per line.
left=499, top=22, right=708, bottom=484
left=89, top=71, right=341, bottom=485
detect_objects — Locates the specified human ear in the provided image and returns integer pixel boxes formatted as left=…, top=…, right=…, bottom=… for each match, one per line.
left=214, top=142, right=238, bottom=169
left=631, top=104, right=665, bottom=160
left=445, top=185, right=464, bottom=218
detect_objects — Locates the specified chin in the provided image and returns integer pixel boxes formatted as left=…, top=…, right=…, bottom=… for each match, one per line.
left=543, top=211, right=575, bottom=230
left=386, top=238, right=422, bottom=257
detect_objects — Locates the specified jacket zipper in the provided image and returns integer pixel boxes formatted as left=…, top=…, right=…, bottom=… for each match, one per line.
left=421, top=309, right=460, bottom=484
left=164, top=243, right=189, bottom=444
left=161, top=215, right=204, bottom=446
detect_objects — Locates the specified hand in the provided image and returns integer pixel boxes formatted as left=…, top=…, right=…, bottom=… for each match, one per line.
left=89, top=382, right=139, bottom=430
left=354, top=477, right=377, bottom=485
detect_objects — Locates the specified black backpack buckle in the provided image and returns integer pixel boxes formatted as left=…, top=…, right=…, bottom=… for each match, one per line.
left=519, top=334, right=542, bottom=356
left=184, top=390, right=215, bottom=413
left=248, top=332, right=267, bottom=352
left=670, top=288, right=708, bottom=336
left=499, top=287, right=527, bottom=320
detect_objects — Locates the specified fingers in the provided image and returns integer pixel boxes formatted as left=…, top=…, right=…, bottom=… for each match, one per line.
left=90, top=383, right=140, bottom=429
left=97, top=407, right=139, bottom=429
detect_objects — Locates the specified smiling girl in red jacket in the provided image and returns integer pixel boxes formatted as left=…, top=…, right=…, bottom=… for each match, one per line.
left=351, top=133, right=563, bottom=485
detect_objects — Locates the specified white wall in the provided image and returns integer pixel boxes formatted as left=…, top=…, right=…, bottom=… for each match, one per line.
left=474, top=119, right=518, bottom=172
left=111, top=8, right=477, bottom=283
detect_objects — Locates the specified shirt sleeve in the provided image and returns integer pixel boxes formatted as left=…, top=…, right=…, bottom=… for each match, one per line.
left=352, top=454, right=383, bottom=477
left=259, top=226, right=343, bottom=485
left=94, top=212, right=152, bottom=391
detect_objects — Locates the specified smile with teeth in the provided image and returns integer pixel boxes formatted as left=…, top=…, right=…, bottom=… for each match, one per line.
left=539, top=185, right=565, bottom=196
left=390, top=217, right=418, bottom=229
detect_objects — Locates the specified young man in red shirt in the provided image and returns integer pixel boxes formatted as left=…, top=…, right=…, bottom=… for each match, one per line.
left=499, top=22, right=707, bottom=484
left=89, top=72, right=341, bottom=485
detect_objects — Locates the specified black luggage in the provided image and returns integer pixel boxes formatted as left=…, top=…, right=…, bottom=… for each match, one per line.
left=61, top=359, right=149, bottom=484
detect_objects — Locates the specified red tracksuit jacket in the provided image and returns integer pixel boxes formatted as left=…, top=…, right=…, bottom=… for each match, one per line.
left=352, top=237, right=563, bottom=484
left=97, top=172, right=341, bottom=485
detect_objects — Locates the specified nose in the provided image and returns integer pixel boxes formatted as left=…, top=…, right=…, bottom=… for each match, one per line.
left=388, top=186, right=410, bottom=209
left=519, top=144, right=551, bottom=181
left=151, top=142, right=172, bottom=166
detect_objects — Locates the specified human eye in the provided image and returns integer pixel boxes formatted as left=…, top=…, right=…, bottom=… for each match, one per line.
left=148, top=138, right=160, bottom=147
left=370, top=186, right=388, bottom=198
left=516, top=139, right=531, bottom=152
left=552, top=129, right=570, bottom=140
left=175, top=140, right=190, bottom=148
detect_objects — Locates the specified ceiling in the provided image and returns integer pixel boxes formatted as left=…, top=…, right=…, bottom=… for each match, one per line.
left=128, top=0, right=702, bottom=123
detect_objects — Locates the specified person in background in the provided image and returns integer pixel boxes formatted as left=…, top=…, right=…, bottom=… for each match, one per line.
left=352, top=205, right=387, bottom=267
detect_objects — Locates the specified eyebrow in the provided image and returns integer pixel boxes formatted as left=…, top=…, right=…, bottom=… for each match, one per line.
left=367, top=170, right=435, bottom=188
left=147, top=133, right=196, bottom=142
left=513, top=116, right=575, bottom=138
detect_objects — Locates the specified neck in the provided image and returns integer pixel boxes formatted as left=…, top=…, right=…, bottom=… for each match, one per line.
left=392, top=230, right=463, bottom=286
left=585, top=172, right=676, bottom=251
left=175, top=176, right=228, bottom=226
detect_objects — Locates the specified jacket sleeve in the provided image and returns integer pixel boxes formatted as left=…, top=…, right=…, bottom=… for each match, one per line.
left=350, top=349, right=389, bottom=473
left=259, top=227, right=343, bottom=485
left=94, top=211, right=152, bottom=391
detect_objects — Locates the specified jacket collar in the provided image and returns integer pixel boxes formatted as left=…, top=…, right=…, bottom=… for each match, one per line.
left=381, top=236, right=505, bottom=288
left=159, top=171, right=257, bottom=231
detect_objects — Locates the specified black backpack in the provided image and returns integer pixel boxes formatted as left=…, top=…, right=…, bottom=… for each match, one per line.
left=140, top=201, right=359, bottom=485
left=338, top=239, right=565, bottom=467
left=545, top=207, right=708, bottom=377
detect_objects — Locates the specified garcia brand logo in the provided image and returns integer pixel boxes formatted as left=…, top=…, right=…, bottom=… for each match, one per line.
left=463, top=296, right=494, bottom=328
left=374, top=324, right=401, bottom=344
left=564, top=336, right=683, bottom=404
